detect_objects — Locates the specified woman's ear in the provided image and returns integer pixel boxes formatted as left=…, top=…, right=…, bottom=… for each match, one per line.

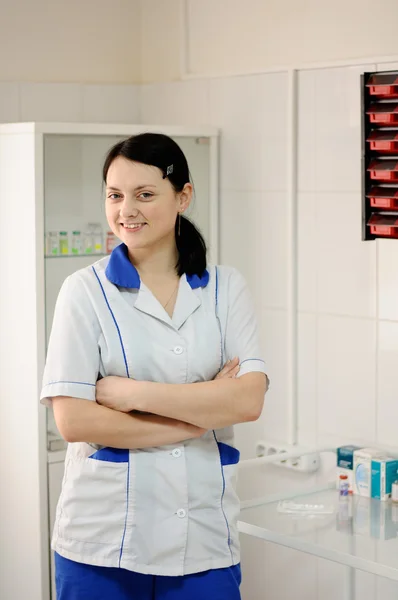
left=179, top=183, right=193, bottom=213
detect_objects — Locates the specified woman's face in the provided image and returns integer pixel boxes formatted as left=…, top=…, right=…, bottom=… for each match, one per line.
left=105, top=156, right=191, bottom=252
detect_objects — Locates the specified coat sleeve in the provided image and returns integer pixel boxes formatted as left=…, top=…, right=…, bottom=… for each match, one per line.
left=40, top=274, right=101, bottom=406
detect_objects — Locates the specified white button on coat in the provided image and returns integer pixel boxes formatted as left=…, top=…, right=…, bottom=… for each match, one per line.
left=172, top=449, right=182, bottom=458
left=40, top=244, right=267, bottom=577
left=177, top=509, right=186, bottom=519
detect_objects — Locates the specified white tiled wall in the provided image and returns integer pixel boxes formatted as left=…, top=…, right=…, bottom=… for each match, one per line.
left=140, top=61, right=398, bottom=599
left=297, top=62, right=398, bottom=456
left=0, top=83, right=19, bottom=122
left=0, top=82, right=140, bottom=124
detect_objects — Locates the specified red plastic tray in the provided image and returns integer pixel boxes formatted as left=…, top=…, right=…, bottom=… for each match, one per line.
left=367, top=103, right=398, bottom=124
left=367, top=74, right=398, bottom=98
left=367, top=131, right=398, bottom=153
left=368, top=214, right=398, bottom=238
left=368, top=160, right=398, bottom=181
left=370, top=197, right=398, bottom=209
left=367, top=186, right=398, bottom=209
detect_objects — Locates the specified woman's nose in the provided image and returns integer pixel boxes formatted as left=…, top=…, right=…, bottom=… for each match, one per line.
left=119, top=197, right=139, bottom=219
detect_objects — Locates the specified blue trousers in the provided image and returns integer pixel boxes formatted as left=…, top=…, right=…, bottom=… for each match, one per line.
left=55, top=553, right=241, bottom=600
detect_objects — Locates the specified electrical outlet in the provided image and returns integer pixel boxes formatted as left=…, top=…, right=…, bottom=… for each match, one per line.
left=255, top=440, right=320, bottom=473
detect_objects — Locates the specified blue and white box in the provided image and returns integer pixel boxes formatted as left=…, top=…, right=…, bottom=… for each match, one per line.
left=354, top=448, right=384, bottom=497
left=371, top=456, right=398, bottom=501
left=336, top=445, right=361, bottom=493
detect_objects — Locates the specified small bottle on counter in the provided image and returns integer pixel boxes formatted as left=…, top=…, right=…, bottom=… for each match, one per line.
left=83, top=229, right=93, bottom=254
left=339, top=474, right=349, bottom=498
left=71, top=231, right=82, bottom=255
left=106, top=231, right=117, bottom=254
left=46, top=231, right=59, bottom=256
left=91, top=223, right=103, bottom=254
left=59, top=231, right=69, bottom=255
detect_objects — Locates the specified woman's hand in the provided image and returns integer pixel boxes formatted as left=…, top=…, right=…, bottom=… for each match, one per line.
left=96, top=359, right=240, bottom=414
left=96, top=376, right=139, bottom=412
left=214, top=357, right=240, bottom=380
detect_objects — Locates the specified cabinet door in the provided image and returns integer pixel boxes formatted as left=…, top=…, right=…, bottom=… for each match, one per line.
left=48, top=460, right=65, bottom=599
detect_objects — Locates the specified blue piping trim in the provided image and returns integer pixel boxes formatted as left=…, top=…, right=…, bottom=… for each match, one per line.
left=42, top=380, right=95, bottom=388
left=92, top=267, right=130, bottom=378
left=119, top=459, right=130, bottom=567
left=92, top=266, right=130, bottom=565
left=240, top=358, right=265, bottom=366
left=213, top=430, right=233, bottom=561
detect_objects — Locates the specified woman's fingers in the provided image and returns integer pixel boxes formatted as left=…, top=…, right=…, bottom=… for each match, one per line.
left=215, top=357, right=240, bottom=379
left=226, top=357, right=239, bottom=370
left=220, top=357, right=238, bottom=375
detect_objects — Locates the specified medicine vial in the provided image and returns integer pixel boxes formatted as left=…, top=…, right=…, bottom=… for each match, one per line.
left=339, top=474, right=349, bottom=497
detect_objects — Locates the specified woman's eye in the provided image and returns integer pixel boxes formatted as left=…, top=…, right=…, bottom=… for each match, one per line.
left=139, top=193, right=153, bottom=200
left=108, top=193, right=121, bottom=200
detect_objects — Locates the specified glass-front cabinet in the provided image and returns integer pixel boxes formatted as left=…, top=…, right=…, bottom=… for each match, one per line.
left=0, top=122, right=219, bottom=600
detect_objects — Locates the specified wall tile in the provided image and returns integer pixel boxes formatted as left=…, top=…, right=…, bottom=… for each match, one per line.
left=209, top=73, right=287, bottom=192
left=376, top=574, right=398, bottom=599
left=376, top=62, right=398, bottom=71
left=220, top=190, right=288, bottom=309
left=264, top=546, right=317, bottom=600
left=317, top=315, right=376, bottom=442
left=375, top=535, right=398, bottom=598
left=355, top=563, right=377, bottom=600
left=0, top=83, right=19, bottom=123
left=82, top=85, right=139, bottom=123
left=217, top=131, right=265, bottom=192
left=377, top=239, right=398, bottom=321
left=297, top=70, right=316, bottom=192
left=317, top=561, right=355, bottom=600
left=260, top=309, right=289, bottom=443
left=234, top=417, right=266, bottom=462
left=19, top=83, right=83, bottom=122
left=239, top=537, right=269, bottom=600
left=298, top=192, right=317, bottom=312
left=297, top=313, right=318, bottom=447
left=140, top=80, right=209, bottom=125
left=377, top=321, right=398, bottom=447
left=314, top=65, right=375, bottom=192
left=208, top=73, right=287, bottom=137
left=316, top=192, right=376, bottom=318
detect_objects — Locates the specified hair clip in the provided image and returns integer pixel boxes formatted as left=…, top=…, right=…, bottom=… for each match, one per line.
left=163, top=164, right=174, bottom=179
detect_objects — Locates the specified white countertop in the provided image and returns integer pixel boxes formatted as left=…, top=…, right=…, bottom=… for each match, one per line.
left=238, top=483, right=398, bottom=582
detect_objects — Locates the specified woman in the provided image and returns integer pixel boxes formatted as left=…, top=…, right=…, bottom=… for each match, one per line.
left=41, top=133, right=268, bottom=600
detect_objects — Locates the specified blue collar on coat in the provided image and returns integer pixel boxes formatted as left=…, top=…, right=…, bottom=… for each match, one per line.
left=105, top=243, right=209, bottom=290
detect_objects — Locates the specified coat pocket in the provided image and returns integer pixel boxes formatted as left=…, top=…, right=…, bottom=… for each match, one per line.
left=58, top=456, right=129, bottom=545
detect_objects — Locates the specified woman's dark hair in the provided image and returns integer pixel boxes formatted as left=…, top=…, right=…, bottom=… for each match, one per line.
left=103, top=133, right=207, bottom=278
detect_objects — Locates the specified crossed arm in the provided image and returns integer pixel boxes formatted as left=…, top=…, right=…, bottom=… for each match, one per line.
left=95, top=366, right=267, bottom=429
left=52, top=359, right=268, bottom=450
